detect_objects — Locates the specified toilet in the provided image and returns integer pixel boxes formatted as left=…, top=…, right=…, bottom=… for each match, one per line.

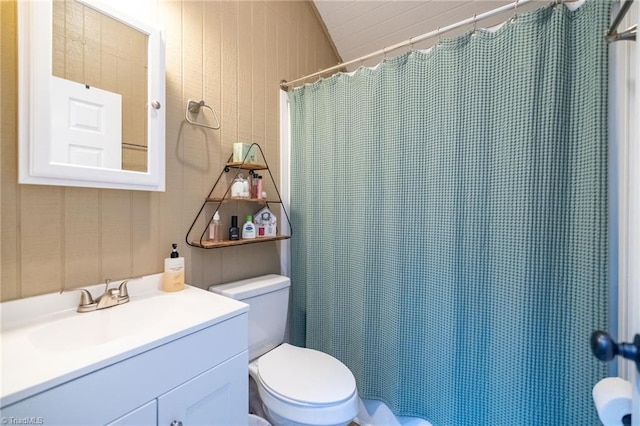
left=210, top=274, right=359, bottom=426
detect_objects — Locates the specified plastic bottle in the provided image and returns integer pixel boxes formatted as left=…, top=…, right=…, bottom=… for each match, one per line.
left=256, top=175, right=263, bottom=200
left=229, top=215, right=240, bottom=241
left=163, top=243, right=185, bottom=292
left=209, top=211, right=222, bottom=242
left=242, top=215, right=256, bottom=239
left=250, top=174, right=258, bottom=199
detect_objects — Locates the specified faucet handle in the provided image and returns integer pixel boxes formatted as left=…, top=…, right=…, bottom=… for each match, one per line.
left=72, top=288, right=96, bottom=312
left=118, top=276, right=142, bottom=298
left=118, top=280, right=129, bottom=298
left=77, top=288, right=95, bottom=305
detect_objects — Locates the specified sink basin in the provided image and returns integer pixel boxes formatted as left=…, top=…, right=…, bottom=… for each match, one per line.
left=28, top=311, right=139, bottom=351
left=29, top=303, right=144, bottom=351
left=0, top=274, right=249, bottom=407
left=26, top=293, right=188, bottom=351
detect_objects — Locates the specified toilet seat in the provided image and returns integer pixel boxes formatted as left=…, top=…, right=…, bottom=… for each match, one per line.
left=252, top=344, right=359, bottom=425
left=257, top=343, right=357, bottom=406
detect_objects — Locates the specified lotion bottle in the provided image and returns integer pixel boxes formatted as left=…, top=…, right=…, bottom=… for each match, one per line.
left=164, top=243, right=185, bottom=292
left=242, top=215, right=256, bottom=239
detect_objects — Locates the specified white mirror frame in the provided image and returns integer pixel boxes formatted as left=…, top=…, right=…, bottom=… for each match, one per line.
left=18, top=0, right=166, bottom=191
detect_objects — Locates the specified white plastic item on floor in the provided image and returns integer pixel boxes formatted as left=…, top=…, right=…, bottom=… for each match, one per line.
left=592, top=377, right=633, bottom=426
left=354, top=399, right=432, bottom=426
left=249, top=413, right=272, bottom=426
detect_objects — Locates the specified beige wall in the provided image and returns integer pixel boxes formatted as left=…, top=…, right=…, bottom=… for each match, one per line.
left=0, top=0, right=338, bottom=301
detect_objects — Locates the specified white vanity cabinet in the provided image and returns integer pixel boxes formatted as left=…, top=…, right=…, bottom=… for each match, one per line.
left=156, top=352, right=247, bottom=425
left=2, top=314, right=248, bottom=426
left=106, top=352, right=247, bottom=426
left=0, top=280, right=249, bottom=426
left=107, top=401, right=157, bottom=425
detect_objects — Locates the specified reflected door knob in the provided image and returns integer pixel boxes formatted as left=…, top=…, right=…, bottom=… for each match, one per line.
left=590, top=330, right=640, bottom=372
left=170, top=421, right=183, bottom=426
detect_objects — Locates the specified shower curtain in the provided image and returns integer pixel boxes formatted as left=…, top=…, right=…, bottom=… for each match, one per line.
left=289, top=2, right=610, bottom=425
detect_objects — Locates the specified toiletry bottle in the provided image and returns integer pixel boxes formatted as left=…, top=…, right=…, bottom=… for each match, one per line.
left=209, top=211, right=222, bottom=242
left=242, top=215, right=256, bottom=239
left=229, top=215, right=240, bottom=241
left=164, top=243, right=185, bottom=292
left=256, top=175, right=263, bottom=200
left=250, top=173, right=257, bottom=199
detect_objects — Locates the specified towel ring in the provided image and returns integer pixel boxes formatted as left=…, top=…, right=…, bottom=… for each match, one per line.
left=185, top=99, right=221, bottom=130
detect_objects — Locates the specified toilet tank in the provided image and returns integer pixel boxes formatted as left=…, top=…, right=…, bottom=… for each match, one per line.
left=209, top=274, right=290, bottom=361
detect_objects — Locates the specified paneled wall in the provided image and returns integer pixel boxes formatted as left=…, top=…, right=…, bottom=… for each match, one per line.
left=0, top=0, right=338, bottom=301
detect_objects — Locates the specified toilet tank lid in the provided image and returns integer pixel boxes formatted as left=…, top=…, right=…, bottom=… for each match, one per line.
left=209, top=274, right=290, bottom=300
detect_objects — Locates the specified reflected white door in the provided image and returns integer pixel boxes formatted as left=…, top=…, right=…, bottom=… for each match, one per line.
left=50, top=76, right=122, bottom=169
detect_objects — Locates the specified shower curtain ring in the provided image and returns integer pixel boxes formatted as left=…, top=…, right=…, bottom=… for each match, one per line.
left=472, top=14, right=477, bottom=33
left=437, top=27, right=442, bottom=43
left=409, top=36, right=415, bottom=52
left=513, top=0, right=519, bottom=21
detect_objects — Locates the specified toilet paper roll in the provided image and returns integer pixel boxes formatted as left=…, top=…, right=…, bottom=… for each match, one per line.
left=592, top=377, right=632, bottom=426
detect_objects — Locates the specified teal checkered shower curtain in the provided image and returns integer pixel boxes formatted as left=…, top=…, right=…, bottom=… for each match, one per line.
left=289, top=2, right=610, bottom=424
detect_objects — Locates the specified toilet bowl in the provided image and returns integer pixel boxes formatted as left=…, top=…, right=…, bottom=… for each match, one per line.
left=210, top=275, right=359, bottom=426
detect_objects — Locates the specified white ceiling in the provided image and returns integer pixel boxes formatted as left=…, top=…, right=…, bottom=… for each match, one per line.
left=313, top=1, right=547, bottom=70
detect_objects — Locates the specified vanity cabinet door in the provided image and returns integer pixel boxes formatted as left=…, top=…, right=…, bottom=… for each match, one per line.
left=106, top=400, right=157, bottom=426
left=157, top=351, right=248, bottom=426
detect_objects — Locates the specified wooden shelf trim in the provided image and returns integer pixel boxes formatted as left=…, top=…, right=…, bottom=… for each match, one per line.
left=225, top=162, right=268, bottom=170
left=191, top=235, right=290, bottom=249
left=206, top=197, right=282, bottom=203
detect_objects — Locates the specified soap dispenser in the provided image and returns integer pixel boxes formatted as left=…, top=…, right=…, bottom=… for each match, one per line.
left=163, top=243, right=185, bottom=292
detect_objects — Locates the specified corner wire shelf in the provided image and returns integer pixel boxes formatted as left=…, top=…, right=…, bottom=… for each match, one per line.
left=185, top=143, right=293, bottom=249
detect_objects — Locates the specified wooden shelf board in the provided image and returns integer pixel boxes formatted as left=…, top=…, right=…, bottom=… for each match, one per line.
left=206, top=197, right=281, bottom=203
left=191, top=235, right=290, bottom=249
left=225, top=162, right=267, bottom=170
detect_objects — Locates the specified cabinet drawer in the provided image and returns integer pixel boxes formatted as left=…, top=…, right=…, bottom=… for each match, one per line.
left=1, top=313, right=247, bottom=425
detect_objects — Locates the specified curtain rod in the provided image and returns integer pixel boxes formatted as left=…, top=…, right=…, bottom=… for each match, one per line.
left=280, top=0, right=534, bottom=91
left=280, top=0, right=587, bottom=91
left=606, top=0, right=636, bottom=42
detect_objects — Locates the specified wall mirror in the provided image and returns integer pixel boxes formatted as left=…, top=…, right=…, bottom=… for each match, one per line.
left=18, top=0, right=166, bottom=191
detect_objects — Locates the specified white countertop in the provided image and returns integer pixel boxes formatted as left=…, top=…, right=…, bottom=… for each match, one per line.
left=0, top=274, right=248, bottom=407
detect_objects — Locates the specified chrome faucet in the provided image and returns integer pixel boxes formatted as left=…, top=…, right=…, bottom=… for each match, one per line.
left=73, top=279, right=133, bottom=313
